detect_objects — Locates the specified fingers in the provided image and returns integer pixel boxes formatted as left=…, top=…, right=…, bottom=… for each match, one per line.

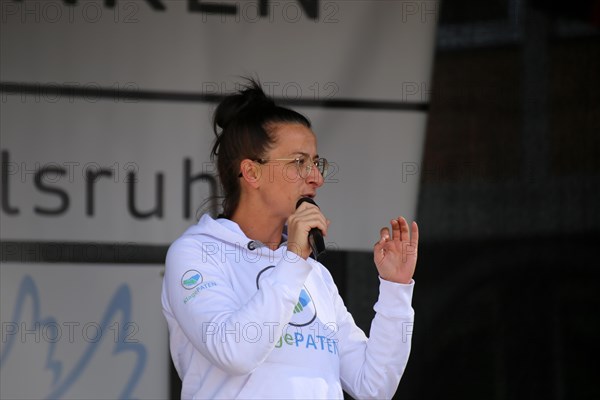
left=411, top=221, right=419, bottom=247
left=373, top=240, right=385, bottom=264
left=390, top=216, right=410, bottom=241
left=401, top=217, right=410, bottom=242
left=379, top=227, right=390, bottom=241
left=292, top=202, right=329, bottom=236
left=391, top=218, right=401, bottom=241
left=375, top=217, right=419, bottom=266
left=373, top=235, right=388, bottom=263
left=287, top=203, right=330, bottom=260
left=386, top=216, right=417, bottom=243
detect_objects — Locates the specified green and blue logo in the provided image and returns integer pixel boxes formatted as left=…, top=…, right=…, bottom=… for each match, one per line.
left=256, top=266, right=317, bottom=327
left=289, top=286, right=316, bottom=326
left=181, top=269, right=203, bottom=290
left=294, top=289, right=311, bottom=313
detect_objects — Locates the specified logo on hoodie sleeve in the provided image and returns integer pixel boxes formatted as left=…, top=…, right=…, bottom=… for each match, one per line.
left=180, top=269, right=218, bottom=304
left=181, top=270, right=203, bottom=290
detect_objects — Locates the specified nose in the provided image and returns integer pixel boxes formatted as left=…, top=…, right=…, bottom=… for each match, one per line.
left=306, top=164, right=325, bottom=187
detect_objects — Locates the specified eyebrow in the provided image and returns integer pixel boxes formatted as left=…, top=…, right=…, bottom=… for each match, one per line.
left=289, top=152, right=319, bottom=159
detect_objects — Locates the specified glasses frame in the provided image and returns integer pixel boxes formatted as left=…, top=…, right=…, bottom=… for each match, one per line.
left=238, top=157, right=329, bottom=178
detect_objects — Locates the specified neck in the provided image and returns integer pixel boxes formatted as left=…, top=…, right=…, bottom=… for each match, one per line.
left=230, top=199, right=286, bottom=251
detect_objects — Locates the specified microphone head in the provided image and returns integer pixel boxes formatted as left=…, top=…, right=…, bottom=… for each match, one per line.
left=296, top=197, right=318, bottom=209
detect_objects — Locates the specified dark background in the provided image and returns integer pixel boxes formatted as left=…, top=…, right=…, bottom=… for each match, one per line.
left=327, top=0, right=600, bottom=399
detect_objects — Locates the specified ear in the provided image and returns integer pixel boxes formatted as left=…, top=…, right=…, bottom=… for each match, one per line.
left=239, top=159, right=261, bottom=188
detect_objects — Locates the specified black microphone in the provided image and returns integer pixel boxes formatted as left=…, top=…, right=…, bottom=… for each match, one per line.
left=295, top=197, right=326, bottom=259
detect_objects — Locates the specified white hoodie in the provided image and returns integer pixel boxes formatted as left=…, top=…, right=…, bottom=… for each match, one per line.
left=162, top=214, right=415, bottom=399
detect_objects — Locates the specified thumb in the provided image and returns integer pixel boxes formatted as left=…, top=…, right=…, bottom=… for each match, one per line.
left=373, top=237, right=386, bottom=262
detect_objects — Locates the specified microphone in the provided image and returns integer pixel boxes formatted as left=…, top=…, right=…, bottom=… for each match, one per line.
left=295, top=197, right=326, bottom=259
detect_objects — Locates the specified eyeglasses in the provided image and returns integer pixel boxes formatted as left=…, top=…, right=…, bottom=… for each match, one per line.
left=261, top=157, right=329, bottom=178
left=238, top=157, right=329, bottom=178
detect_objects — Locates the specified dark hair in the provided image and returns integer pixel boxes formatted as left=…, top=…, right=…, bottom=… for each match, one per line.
left=210, top=78, right=311, bottom=218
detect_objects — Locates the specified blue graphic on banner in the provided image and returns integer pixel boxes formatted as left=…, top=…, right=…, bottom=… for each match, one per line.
left=0, top=275, right=147, bottom=399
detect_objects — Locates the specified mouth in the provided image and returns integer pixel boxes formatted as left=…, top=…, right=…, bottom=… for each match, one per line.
left=301, top=194, right=316, bottom=199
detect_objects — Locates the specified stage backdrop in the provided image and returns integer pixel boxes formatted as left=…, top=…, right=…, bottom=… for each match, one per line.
left=1, top=0, right=438, bottom=398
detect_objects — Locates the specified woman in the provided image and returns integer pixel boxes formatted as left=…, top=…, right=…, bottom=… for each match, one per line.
left=162, top=79, right=419, bottom=399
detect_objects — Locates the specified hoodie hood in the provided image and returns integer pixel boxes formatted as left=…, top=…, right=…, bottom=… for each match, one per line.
left=181, top=214, right=288, bottom=252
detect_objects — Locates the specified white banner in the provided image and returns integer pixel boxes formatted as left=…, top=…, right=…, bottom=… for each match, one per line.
left=1, top=0, right=438, bottom=249
left=0, top=100, right=426, bottom=249
left=0, top=262, right=168, bottom=400
left=1, top=0, right=437, bottom=100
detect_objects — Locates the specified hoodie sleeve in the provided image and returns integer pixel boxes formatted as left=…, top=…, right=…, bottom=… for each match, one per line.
left=162, top=236, right=313, bottom=376
left=327, top=270, right=415, bottom=400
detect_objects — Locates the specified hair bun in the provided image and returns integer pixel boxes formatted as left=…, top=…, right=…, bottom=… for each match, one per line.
left=213, top=79, right=274, bottom=132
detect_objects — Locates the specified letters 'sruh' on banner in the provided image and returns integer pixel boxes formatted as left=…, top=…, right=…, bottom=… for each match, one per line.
left=1, top=0, right=438, bottom=248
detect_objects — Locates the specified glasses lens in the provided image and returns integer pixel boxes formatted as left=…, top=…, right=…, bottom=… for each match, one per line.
left=319, top=159, right=328, bottom=178
left=294, top=159, right=307, bottom=178
left=297, top=158, right=328, bottom=178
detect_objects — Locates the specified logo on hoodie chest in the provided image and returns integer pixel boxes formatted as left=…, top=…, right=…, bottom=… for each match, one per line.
left=256, top=266, right=317, bottom=327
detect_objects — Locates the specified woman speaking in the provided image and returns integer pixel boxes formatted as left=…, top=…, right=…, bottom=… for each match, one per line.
left=162, top=79, right=419, bottom=399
